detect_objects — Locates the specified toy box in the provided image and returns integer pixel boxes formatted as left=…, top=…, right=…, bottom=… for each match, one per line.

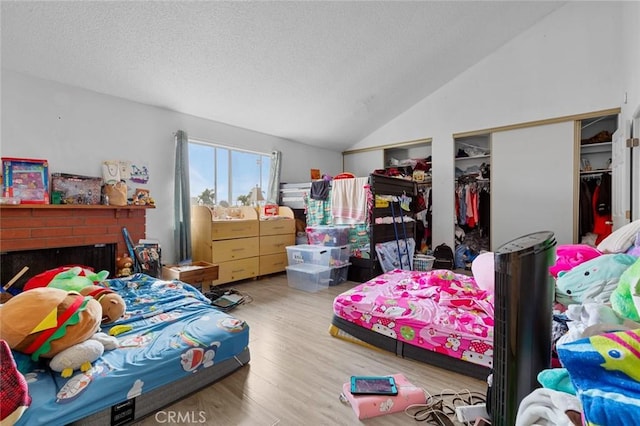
left=51, top=173, right=103, bottom=205
left=1, top=157, right=50, bottom=204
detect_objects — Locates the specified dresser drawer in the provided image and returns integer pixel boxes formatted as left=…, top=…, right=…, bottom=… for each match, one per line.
left=259, top=218, right=295, bottom=236
left=209, top=257, right=259, bottom=287
left=211, top=237, right=259, bottom=263
left=162, top=261, right=219, bottom=285
left=211, top=219, right=259, bottom=240
left=259, top=253, right=288, bottom=275
left=259, top=234, right=295, bottom=256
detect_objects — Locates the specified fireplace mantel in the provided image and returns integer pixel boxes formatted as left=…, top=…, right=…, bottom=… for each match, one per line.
left=0, top=204, right=155, bottom=256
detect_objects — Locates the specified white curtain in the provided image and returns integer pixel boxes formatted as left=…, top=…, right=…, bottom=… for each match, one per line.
left=266, top=150, right=282, bottom=204
left=174, top=130, right=192, bottom=262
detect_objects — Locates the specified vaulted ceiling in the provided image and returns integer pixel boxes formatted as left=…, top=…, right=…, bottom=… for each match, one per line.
left=1, top=1, right=566, bottom=151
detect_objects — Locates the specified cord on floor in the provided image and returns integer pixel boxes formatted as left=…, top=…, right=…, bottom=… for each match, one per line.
left=404, top=388, right=487, bottom=425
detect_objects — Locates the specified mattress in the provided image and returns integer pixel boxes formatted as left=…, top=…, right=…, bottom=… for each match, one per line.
left=13, top=273, right=250, bottom=426
left=333, top=269, right=494, bottom=369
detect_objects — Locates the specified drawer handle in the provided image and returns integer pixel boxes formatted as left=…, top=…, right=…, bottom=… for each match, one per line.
left=232, top=268, right=245, bottom=273
left=231, top=248, right=245, bottom=252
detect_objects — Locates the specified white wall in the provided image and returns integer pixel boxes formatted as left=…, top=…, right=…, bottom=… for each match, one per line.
left=349, top=2, right=637, bottom=249
left=1, top=70, right=343, bottom=263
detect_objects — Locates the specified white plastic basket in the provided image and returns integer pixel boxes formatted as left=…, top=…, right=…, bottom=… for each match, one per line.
left=413, top=254, right=435, bottom=272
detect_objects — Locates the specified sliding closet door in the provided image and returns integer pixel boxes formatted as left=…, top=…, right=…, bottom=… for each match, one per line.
left=492, top=121, right=575, bottom=248
left=343, top=150, right=383, bottom=177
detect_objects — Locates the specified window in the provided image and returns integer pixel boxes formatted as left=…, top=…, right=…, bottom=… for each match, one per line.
left=188, top=140, right=271, bottom=207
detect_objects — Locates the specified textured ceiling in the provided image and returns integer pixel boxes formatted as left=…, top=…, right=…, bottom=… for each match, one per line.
left=1, top=1, right=565, bottom=151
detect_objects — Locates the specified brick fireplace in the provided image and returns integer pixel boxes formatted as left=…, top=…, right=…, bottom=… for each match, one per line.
left=0, top=205, right=152, bottom=289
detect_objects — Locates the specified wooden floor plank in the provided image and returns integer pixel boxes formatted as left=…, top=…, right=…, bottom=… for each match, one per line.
left=133, top=273, right=487, bottom=425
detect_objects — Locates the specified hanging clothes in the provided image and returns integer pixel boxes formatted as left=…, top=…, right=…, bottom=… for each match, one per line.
left=592, top=173, right=612, bottom=244
left=478, top=184, right=490, bottom=239
left=579, top=179, right=594, bottom=237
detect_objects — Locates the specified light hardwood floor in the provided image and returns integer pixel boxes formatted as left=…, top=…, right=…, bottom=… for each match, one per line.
left=133, top=274, right=486, bottom=426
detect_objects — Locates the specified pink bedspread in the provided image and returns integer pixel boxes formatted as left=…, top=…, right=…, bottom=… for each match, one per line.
left=333, top=269, right=494, bottom=368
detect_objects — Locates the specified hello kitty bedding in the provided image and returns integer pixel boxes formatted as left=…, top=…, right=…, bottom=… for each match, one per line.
left=333, top=269, right=494, bottom=370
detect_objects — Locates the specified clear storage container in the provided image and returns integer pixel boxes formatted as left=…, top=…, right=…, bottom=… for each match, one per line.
left=286, top=244, right=350, bottom=267
left=306, top=225, right=351, bottom=246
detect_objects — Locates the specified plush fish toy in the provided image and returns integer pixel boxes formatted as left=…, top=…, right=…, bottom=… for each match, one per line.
left=555, top=253, right=636, bottom=306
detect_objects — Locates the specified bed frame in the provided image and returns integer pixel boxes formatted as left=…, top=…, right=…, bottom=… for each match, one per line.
left=72, top=347, right=250, bottom=425
left=331, top=315, right=490, bottom=381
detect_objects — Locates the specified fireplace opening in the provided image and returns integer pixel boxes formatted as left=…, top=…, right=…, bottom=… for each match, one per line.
left=1, top=243, right=116, bottom=294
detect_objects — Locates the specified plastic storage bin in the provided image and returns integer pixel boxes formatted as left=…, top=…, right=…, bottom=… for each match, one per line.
left=286, top=244, right=350, bottom=267
left=306, top=225, right=351, bottom=246
left=330, top=263, right=351, bottom=286
left=286, top=263, right=332, bottom=292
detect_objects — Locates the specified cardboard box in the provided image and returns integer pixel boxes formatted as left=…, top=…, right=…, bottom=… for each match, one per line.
left=162, top=261, right=219, bottom=289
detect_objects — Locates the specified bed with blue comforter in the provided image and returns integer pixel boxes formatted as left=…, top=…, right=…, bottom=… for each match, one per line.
left=13, top=273, right=250, bottom=426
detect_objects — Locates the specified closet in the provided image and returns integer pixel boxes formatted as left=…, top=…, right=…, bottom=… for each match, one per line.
left=453, top=133, right=491, bottom=269
left=462, top=108, right=625, bottom=250
left=577, top=113, right=618, bottom=245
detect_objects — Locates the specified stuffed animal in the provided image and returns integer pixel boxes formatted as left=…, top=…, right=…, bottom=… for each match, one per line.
left=48, top=332, right=118, bottom=378
left=46, top=266, right=109, bottom=292
left=549, top=244, right=602, bottom=278
left=23, top=265, right=109, bottom=291
left=0, top=287, right=120, bottom=378
left=555, top=253, right=637, bottom=306
left=22, top=267, right=125, bottom=325
left=610, top=257, right=640, bottom=322
left=116, top=254, right=134, bottom=277
left=0, top=287, right=102, bottom=360
left=79, top=285, right=126, bottom=324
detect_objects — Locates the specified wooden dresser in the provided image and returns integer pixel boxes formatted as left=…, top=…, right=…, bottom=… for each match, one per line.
left=191, top=205, right=259, bottom=288
left=259, top=206, right=295, bottom=276
left=191, top=205, right=295, bottom=288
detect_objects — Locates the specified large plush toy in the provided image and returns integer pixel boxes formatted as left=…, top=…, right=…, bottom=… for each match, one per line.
left=555, top=253, right=637, bottom=306
left=549, top=244, right=602, bottom=278
left=0, top=287, right=117, bottom=377
left=23, top=265, right=109, bottom=291
left=24, top=267, right=126, bottom=324
left=79, top=285, right=126, bottom=324
left=610, top=257, right=640, bottom=322
left=0, top=287, right=101, bottom=359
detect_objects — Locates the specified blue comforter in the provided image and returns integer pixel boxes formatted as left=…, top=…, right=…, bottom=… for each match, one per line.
left=14, top=274, right=250, bottom=425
